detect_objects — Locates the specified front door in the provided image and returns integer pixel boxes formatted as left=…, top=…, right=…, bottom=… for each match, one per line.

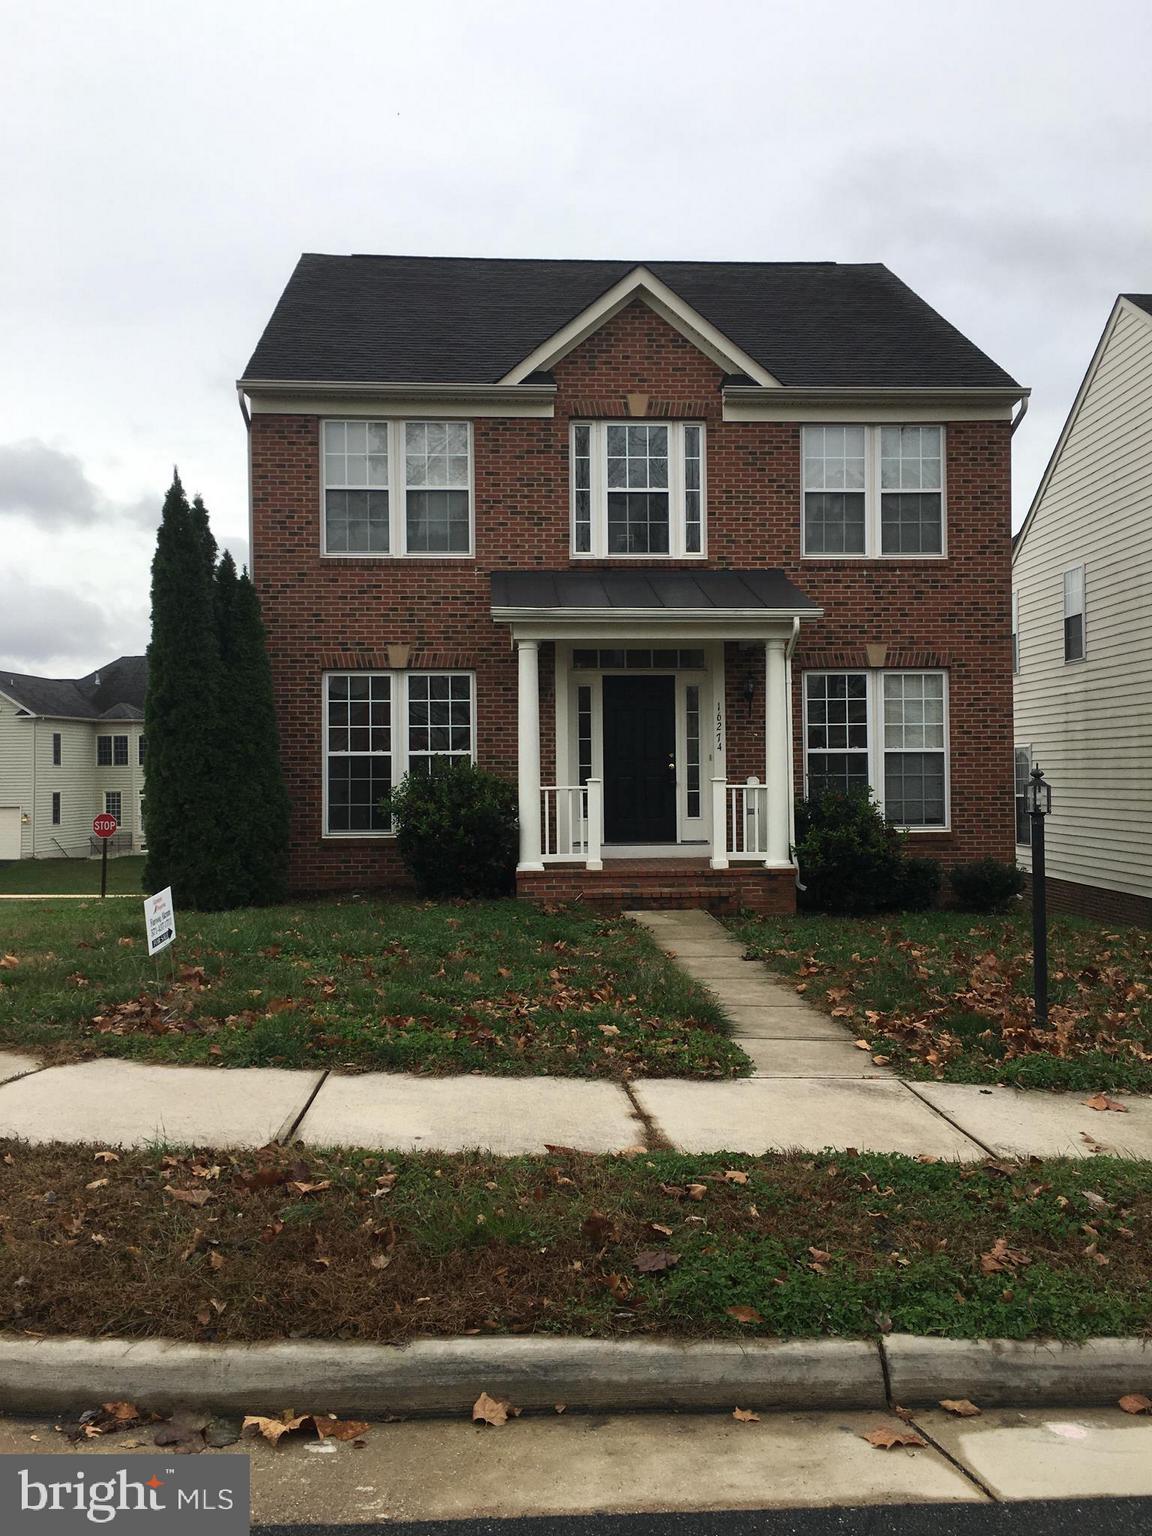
left=602, top=675, right=677, bottom=842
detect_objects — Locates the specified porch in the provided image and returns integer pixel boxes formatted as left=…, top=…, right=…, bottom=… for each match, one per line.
left=491, top=568, right=822, bottom=912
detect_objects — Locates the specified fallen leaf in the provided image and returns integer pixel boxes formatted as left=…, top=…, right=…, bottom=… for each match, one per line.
left=979, top=1237, right=1030, bottom=1275
left=634, top=1249, right=680, bottom=1273
left=686, top=1183, right=708, bottom=1201
left=164, top=1185, right=213, bottom=1207
left=1119, top=1394, right=1152, bottom=1415
left=102, top=1402, right=140, bottom=1422
left=732, top=1407, right=760, bottom=1423
left=242, top=1413, right=312, bottom=1445
left=0, top=954, right=18, bottom=969
left=554, top=1403, right=567, bottom=1414
left=860, top=1426, right=926, bottom=1449
left=723, top=1170, right=749, bottom=1185
left=93, top=1151, right=119, bottom=1163
left=1084, top=1093, right=1127, bottom=1113
left=315, top=1416, right=371, bottom=1441
left=85, top=1178, right=109, bottom=1191
left=939, top=1399, right=982, bottom=1417
left=472, top=1392, right=521, bottom=1427
left=725, top=1305, right=762, bottom=1324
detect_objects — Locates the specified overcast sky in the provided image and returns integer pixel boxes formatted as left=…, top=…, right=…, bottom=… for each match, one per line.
left=2, top=0, right=1149, bottom=676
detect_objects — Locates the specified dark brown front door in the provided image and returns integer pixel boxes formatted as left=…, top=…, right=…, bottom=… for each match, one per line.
left=602, top=675, right=677, bottom=842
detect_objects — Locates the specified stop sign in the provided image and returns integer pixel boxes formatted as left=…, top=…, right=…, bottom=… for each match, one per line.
left=93, top=813, right=118, bottom=839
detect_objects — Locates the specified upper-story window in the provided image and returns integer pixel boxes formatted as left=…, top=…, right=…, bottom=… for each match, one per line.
left=802, top=425, right=945, bottom=557
left=1063, top=564, right=1085, bottom=662
left=97, top=734, right=128, bottom=767
left=322, top=420, right=473, bottom=557
left=571, top=422, right=704, bottom=558
left=1011, top=590, right=1020, bottom=673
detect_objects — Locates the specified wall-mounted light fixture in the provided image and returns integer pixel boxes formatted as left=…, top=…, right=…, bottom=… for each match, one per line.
left=743, top=674, right=756, bottom=716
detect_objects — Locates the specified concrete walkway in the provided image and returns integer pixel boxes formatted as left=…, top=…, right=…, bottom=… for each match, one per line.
left=0, top=909, right=1150, bottom=1156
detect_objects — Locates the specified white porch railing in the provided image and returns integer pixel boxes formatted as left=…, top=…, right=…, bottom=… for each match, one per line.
left=710, top=776, right=773, bottom=866
left=540, top=780, right=603, bottom=870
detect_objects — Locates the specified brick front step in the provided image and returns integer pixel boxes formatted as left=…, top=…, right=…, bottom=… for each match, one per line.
left=517, top=860, right=796, bottom=914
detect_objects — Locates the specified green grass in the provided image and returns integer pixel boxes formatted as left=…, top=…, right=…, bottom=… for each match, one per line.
left=727, top=909, right=1152, bottom=1091
left=3, top=1143, right=1149, bottom=1343
left=0, top=897, right=745, bottom=1077
left=0, top=855, right=145, bottom=896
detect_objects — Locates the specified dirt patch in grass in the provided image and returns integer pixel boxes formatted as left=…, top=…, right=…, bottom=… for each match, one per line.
left=728, top=911, right=1152, bottom=1092
left=0, top=899, right=745, bottom=1079
left=2, top=1142, right=1150, bottom=1344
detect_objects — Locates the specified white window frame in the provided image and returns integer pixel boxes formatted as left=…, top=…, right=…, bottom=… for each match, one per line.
left=570, top=420, right=707, bottom=559
left=802, top=668, right=950, bottom=831
left=1063, top=563, right=1086, bottom=663
left=96, top=733, right=128, bottom=767
left=801, top=425, right=947, bottom=560
left=322, top=670, right=477, bottom=838
left=1011, top=589, right=1020, bottom=674
left=1014, top=745, right=1032, bottom=847
left=103, top=790, right=123, bottom=824
left=320, top=420, right=474, bottom=559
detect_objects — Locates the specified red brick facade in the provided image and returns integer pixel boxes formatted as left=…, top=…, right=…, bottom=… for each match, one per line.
left=250, top=300, right=1015, bottom=899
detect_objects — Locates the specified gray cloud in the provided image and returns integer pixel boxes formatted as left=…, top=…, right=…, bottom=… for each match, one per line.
left=0, top=440, right=161, bottom=531
left=0, top=575, right=122, bottom=674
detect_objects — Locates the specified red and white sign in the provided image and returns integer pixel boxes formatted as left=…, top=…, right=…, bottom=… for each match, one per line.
left=92, top=813, right=118, bottom=839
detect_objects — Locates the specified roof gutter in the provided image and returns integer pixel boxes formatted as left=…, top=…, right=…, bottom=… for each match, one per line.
left=1010, top=393, right=1029, bottom=435
left=491, top=604, right=823, bottom=623
left=237, top=379, right=557, bottom=403
left=723, top=385, right=1030, bottom=406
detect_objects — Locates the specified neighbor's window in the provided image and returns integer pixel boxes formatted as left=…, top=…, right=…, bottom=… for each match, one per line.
left=571, top=422, right=705, bottom=557
left=52, top=732, right=61, bottom=766
left=324, top=671, right=475, bottom=835
left=803, top=425, right=945, bottom=556
left=322, top=420, right=472, bottom=557
left=104, top=790, right=122, bottom=823
left=803, top=670, right=948, bottom=829
left=1011, top=590, right=1020, bottom=674
left=51, top=791, right=61, bottom=825
left=1063, top=565, right=1085, bottom=662
left=1014, top=746, right=1032, bottom=846
left=139, top=735, right=146, bottom=766
left=96, top=734, right=128, bottom=767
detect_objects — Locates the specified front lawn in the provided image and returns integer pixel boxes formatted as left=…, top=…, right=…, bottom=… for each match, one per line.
left=728, top=910, right=1152, bottom=1092
left=0, top=856, right=145, bottom=896
left=0, top=899, right=744, bottom=1078
left=3, top=1143, right=1149, bottom=1343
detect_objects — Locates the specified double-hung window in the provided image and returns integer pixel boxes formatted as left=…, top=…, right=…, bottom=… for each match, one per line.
left=803, top=425, right=945, bottom=556
left=322, top=420, right=472, bottom=556
left=96, top=734, right=128, bottom=767
left=104, top=791, right=122, bottom=824
left=1063, top=565, right=1085, bottom=662
left=52, top=732, right=61, bottom=765
left=324, top=671, right=475, bottom=835
left=572, top=422, right=704, bottom=557
left=803, top=670, right=949, bottom=828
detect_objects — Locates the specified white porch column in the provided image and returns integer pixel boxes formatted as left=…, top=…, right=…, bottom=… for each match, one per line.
left=764, top=638, right=792, bottom=866
left=516, top=639, right=544, bottom=872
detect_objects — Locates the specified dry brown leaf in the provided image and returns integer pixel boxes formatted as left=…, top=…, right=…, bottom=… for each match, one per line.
left=94, top=1151, right=119, bottom=1163
left=979, top=1237, right=1030, bottom=1275
left=1118, top=1393, right=1152, bottom=1415
left=164, top=1185, right=213, bottom=1207
left=634, top=1249, right=680, bottom=1273
left=0, top=954, right=19, bottom=969
left=860, top=1426, right=926, bottom=1449
left=725, top=1304, right=762, bottom=1324
left=1084, top=1093, right=1127, bottom=1113
left=472, top=1391, right=521, bottom=1427
left=939, top=1399, right=982, bottom=1417
left=732, top=1407, right=760, bottom=1423
left=687, top=1183, right=708, bottom=1201
left=723, top=1170, right=749, bottom=1185
left=85, top=1178, right=109, bottom=1191
left=102, top=1401, right=140, bottom=1422
left=315, top=1416, right=371, bottom=1441
left=243, top=1413, right=312, bottom=1445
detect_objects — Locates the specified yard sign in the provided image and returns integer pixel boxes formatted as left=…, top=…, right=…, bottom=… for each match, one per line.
left=145, top=887, right=176, bottom=957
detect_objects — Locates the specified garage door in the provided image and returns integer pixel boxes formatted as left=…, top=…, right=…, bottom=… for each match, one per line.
left=0, top=806, right=22, bottom=860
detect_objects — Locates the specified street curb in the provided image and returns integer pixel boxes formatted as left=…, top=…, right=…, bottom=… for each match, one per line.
left=0, top=1335, right=885, bottom=1416
left=883, top=1334, right=1152, bottom=1406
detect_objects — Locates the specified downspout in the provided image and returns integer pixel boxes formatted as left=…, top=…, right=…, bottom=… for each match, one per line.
left=1010, top=394, right=1029, bottom=435
left=30, top=717, right=37, bottom=858
left=237, top=386, right=253, bottom=578
left=784, top=618, right=804, bottom=890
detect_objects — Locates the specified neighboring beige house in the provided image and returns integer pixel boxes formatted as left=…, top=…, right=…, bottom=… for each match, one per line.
left=1012, top=294, right=1152, bottom=925
left=0, top=656, right=147, bottom=860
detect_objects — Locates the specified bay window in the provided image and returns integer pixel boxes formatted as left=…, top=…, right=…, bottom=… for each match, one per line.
left=322, top=420, right=472, bottom=556
left=571, top=421, right=705, bottom=557
left=803, top=425, right=945, bottom=557
left=803, top=670, right=949, bottom=829
left=324, top=671, right=475, bottom=834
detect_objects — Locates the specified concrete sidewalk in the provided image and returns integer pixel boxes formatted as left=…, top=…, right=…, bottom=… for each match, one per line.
left=0, top=908, right=1150, bottom=1155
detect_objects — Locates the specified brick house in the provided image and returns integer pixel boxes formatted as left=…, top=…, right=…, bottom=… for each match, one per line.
left=240, top=257, right=1026, bottom=912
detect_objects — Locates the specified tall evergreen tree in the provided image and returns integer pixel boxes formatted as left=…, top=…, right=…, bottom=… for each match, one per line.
left=212, top=552, right=290, bottom=905
left=143, top=472, right=227, bottom=908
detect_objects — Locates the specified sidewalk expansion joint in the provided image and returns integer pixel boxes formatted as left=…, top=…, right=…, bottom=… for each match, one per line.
left=899, top=1080, right=999, bottom=1159
left=906, top=1410, right=1000, bottom=1502
left=622, top=1080, right=672, bottom=1151
left=278, top=1069, right=330, bottom=1144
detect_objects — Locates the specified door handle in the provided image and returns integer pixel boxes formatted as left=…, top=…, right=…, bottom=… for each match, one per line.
left=667, top=758, right=676, bottom=771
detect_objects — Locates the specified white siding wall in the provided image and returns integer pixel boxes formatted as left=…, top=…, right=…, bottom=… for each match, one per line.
left=93, top=724, right=145, bottom=849
left=32, top=719, right=100, bottom=856
left=0, top=704, right=34, bottom=857
left=1013, top=302, right=1152, bottom=899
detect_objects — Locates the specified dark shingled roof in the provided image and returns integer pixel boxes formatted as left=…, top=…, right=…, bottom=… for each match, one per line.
left=1124, top=294, right=1152, bottom=318
left=491, top=569, right=819, bottom=614
left=0, top=656, right=147, bottom=720
left=243, top=255, right=1021, bottom=391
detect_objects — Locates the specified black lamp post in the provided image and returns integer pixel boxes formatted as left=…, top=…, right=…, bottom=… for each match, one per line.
left=1027, top=764, right=1053, bottom=1028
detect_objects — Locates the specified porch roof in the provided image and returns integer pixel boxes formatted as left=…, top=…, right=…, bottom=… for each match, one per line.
left=491, top=568, right=821, bottom=623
